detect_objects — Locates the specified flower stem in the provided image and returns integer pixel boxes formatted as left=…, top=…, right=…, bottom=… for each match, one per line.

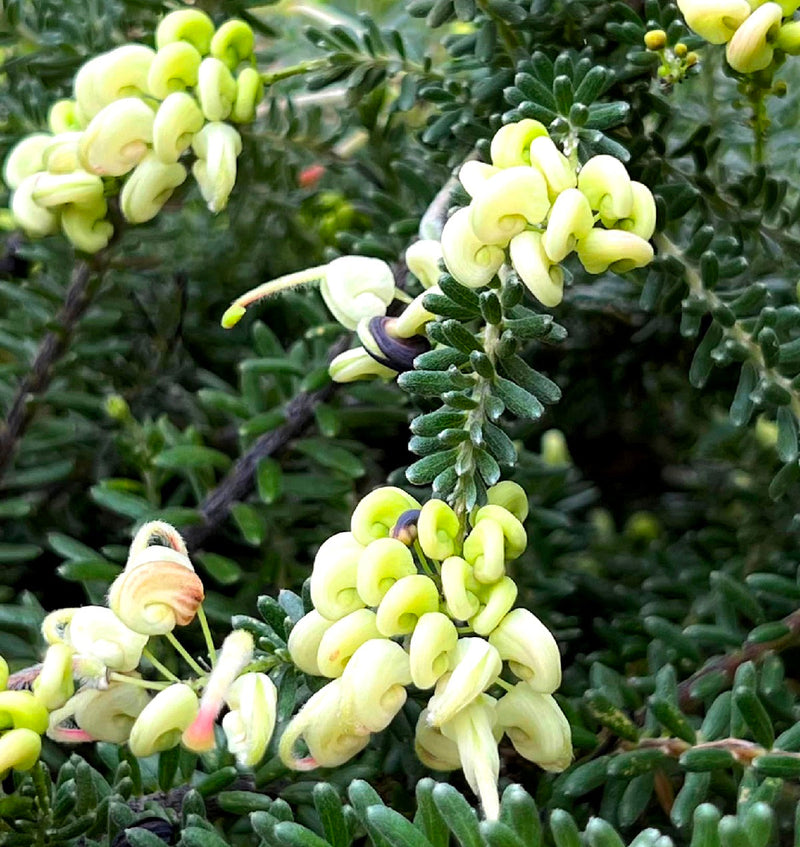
left=261, top=58, right=330, bottom=86
left=141, top=647, right=181, bottom=683
left=165, top=632, right=207, bottom=677
left=108, top=672, right=171, bottom=691
left=196, top=605, right=217, bottom=667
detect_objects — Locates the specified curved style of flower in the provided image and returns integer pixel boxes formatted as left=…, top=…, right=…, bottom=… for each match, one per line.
left=282, top=482, right=571, bottom=820
left=2, top=9, right=261, bottom=253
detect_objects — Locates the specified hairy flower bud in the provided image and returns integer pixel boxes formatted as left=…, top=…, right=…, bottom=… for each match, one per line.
left=316, top=609, right=381, bottom=678
left=725, top=1, right=782, bottom=71
left=508, top=230, right=565, bottom=308
left=310, top=531, right=366, bottom=621
left=417, top=499, right=460, bottom=561
left=351, top=487, right=421, bottom=545
left=191, top=121, right=242, bottom=213
left=677, top=0, right=751, bottom=42
left=409, top=612, right=458, bottom=689
left=376, top=574, right=440, bottom=636
left=356, top=537, right=417, bottom=607
left=490, top=119, right=548, bottom=168
left=121, top=153, right=187, bottom=223
left=488, top=608, right=561, bottom=691
left=340, top=639, right=411, bottom=732
left=223, top=672, right=277, bottom=767
left=156, top=9, right=215, bottom=55
left=441, top=207, right=505, bottom=289
left=129, top=683, right=199, bottom=757
left=80, top=98, right=154, bottom=177
left=469, top=167, right=551, bottom=245
left=288, top=610, right=335, bottom=675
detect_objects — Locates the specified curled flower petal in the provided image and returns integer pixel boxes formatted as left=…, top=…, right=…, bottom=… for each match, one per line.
left=320, top=256, right=396, bottom=330
left=231, top=67, right=264, bottom=123
left=49, top=683, right=150, bottom=744
left=329, top=347, right=398, bottom=382
left=223, top=672, right=277, bottom=767
left=191, top=121, right=242, bottom=213
left=426, top=638, right=501, bottom=727
left=121, top=153, right=187, bottom=223
left=79, top=98, right=154, bottom=177
left=508, top=230, right=565, bottom=308
left=376, top=574, right=440, bottom=637
left=677, top=0, right=751, bottom=42
left=441, top=207, right=505, bottom=289
left=61, top=197, right=114, bottom=254
left=316, top=609, right=381, bottom=678
left=156, top=9, right=215, bottom=54
left=390, top=293, right=436, bottom=339
left=48, top=100, right=82, bottom=134
left=310, top=531, right=366, bottom=621
left=542, top=187, right=594, bottom=263
left=441, top=556, right=481, bottom=621
left=148, top=41, right=202, bottom=99
left=129, top=683, right=199, bottom=756
left=529, top=136, right=576, bottom=200
left=490, top=119, right=548, bottom=168
left=0, top=728, right=42, bottom=778
left=211, top=19, right=255, bottom=69
left=356, top=537, right=416, bottom=607
left=726, top=1, right=782, bottom=72
left=463, top=519, right=505, bottom=584
left=469, top=577, right=518, bottom=637
left=486, top=481, right=528, bottom=523
left=108, top=556, right=205, bottom=636
left=473, top=505, right=527, bottom=559
left=495, top=684, right=572, bottom=771
left=340, top=639, right=411, bottom=733
left=3, top=134, right=52, bottom=190
left=409, top=612, right=458, bottom=689
left=11, top=175, right=59, bottom=238
left=469, top=167, right=550, bottom=245
left=405, top=239, right=443, bottom=289
left=488, top=608, right=561, bottom=691
left=288, top=611, right=335, bottom=675
left=415, top=707, right=460, bottom=770
left=197, top=57, right=237, bottom=122
left=417, top=499, right=460, bottom=561
left=68, top=606, right=148, bottom=672
left=32, top=644, right=74, bottom=710
left=578, top=155, right=633, bottom=222
left=459, top=161, right=500, bottom=197
left=576, top=228, right=654, bottom=275
left=613, top=181, right=657, bottom=240
left=351, top=486, right=421, bottom=546
left=42, top=133, right=83, bottom=175
left=93, top=45, right=154, bottom=106
left=31, top=170, right=104, bottom=208
left=153, top=92, right=204, bottom=164
left=0, top=690, right=49, bottom=734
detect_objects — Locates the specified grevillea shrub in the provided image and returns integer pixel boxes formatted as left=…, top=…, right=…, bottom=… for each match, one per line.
left=4, top=0, right=800, bottom=845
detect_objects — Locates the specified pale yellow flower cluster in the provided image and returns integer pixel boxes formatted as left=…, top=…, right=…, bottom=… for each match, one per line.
left=283, top=482, right=571, bottom=820
left=441, top=119, right=656, bottom=306
left=677, top=0, right=800, bottom=72
left=3, top=10, right=262, bottom=252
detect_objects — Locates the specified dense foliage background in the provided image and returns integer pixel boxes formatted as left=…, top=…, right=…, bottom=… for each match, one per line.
left=4, top=0, right=800, bottom=845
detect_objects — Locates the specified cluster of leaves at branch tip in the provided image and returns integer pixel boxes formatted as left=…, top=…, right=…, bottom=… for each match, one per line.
left=283, top=482, right=570, bottom=820
left=1, top=522, right=277, bottom=776
left=2, top=10, right=262, bottom=252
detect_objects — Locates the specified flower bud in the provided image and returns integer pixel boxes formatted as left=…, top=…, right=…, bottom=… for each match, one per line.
left=340, top=639, right=411, bottom=732
left=48, top=100, right=82, bottom=133
left=42, top=133, right=83, bottom=174
left=196, top=58, right=237, bottom=121
left=415, top=708, right=460, bottom=770
left=441, top=556, right=481, bottom=620
left=463, top=519, right=505, bottom=584
left=211, top=20, right=255, bottom=70
left=458, top=161, right=500, bottom=197
left=31, top=170, right=104, bottom=208
left=469, top=167, right=550, bottom=245
left=409, top=612, right=458, bottom=689
left=470, top=577, right=518, bottom=636
left=120, top=153, right=187, bottom=223
left=417, top=499, right=460, bottom=561
left=68, top=606, right=148, bottom=672
left=288, top=610, right=334, bottom=675
left=576, top=228, right=654, bottom=274
left=488, top=608, right=561, bottom=691
left=677, top=0, right=751, bottom=43
left=490, top=119, right=548, bottom=168
left=3, top=133, right=51, bottom=190
left=316, top=609, right=381, bottom=678
left=231, top=67, right=263, bottom=123
left=95, top=45, right=155, bottom=105
left=0, top=690, right=49, bottom=734
left=191, top=121, right=242, bottom=213
left=356, top=537, right=417, bottom=607
left=725, top=1, right=782, bottom=72
left=495, top=685, right=572, bottom=771
left=108, top=547, right=204, bottom=635
left=318, top=256, right=396, bottom=329
left=644, top=29, right=668, bottom=50
left=147, top=41, right=202, bottom=100
left=129, top=683, right=199, bottom=757
left=426, top=638, right=501, bottom=727
left=529, top=136, right=577, bottom=200
left=223, top=672, right=277, bottom=767
left=440, top=694, right=500, bottom=820
left=614, top=181, right=657, bottom=240
left=778, top=20, right=800, bottom=52
left=542, top=187, right=594, bottom=263
left=61, top=197, right=114, bottom=254
left=32, top=644, right=74, bottom=710
left=11, top=175, right=59, bottom=238
left=0, top=728, right=42, bottom=778
left=440, top=207, right=505, bottom=289
left=405, top=239, right=443, bottom=289
left=156, top=9, right=215, bottom=55
left=329, top=346, right=397, bottom=382
left=577, top=155, right=633, bottom=222
left=541, top=428, right=571, bottom=466
left=80, top=98, right=154, bottom=177
left=508, top=230, right=565, bottom=308
left=280, top=679, right=369, bottom=770
left=153, top=93, right=204, bottom=164
left=473, top=504, right=527, bottom=559
left=486, top=481, right=528, bottom=523
left=310, top=532, right=366, bottom=621
left=376, top=574, right=440, bottom=637
left=351, top=487, right=421, bottom=546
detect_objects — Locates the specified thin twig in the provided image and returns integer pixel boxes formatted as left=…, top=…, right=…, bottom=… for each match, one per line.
left=0, top=258, right=105, bottom=485
left=182, top=335, right=351, bottom=551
